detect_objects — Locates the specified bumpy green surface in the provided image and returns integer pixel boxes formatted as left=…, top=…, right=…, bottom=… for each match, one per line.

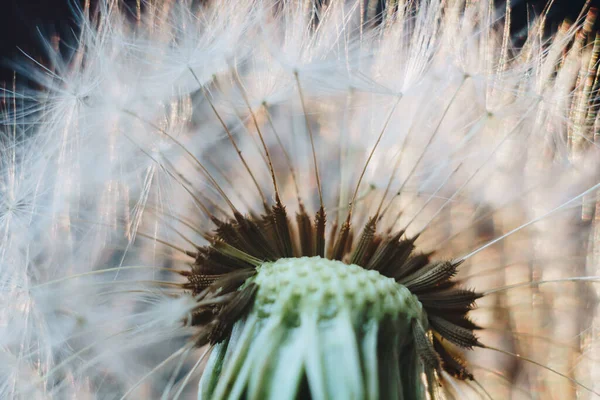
left=251, top=257, right=424, bottom=323
left=199, top=257, right=428, bottom=400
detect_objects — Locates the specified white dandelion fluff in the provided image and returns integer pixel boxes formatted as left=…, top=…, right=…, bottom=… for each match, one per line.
left=1, top=0, right=600, bottom=399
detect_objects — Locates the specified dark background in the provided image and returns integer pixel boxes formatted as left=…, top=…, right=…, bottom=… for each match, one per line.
left=0, top=0, right=593, bottom=83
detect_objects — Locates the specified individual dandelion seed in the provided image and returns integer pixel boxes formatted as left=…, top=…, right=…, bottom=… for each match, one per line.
left=3, top=0, right=600, bottom=399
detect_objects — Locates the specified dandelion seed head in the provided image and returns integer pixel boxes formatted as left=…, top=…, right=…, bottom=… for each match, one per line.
left=2, top=0, right=600, bottom=398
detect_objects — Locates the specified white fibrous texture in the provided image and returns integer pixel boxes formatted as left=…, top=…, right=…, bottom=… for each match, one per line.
left=1, top=0, right=599, bottom=398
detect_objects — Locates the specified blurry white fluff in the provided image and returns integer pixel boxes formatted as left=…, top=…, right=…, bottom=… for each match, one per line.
left=1, top=0, right=600, bottom=398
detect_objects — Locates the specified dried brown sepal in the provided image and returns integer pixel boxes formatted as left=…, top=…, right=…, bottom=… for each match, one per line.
left=193, top=246, right=242, bottom=273
left=211, top=240, right=262, bottom=267
left=184, top=273, right=231, bottom=293
left=436, top=313, right=482, bottom=331
left=326, top=219, right=339, bottom=257
left=378, top=235, right=418, bottom=276
left=433, top=337, right=474, bottom=381
left=400, top=261, right=458, bottom=293
left=331, top=220, right=352, bottom=260
left=314, top=206, right=327, bottom=257
left=365, top=230, right=404, bottom=270
left=411, top=319, right=442, bottom=371
left=385, top=235, right=420, bottom=276
left=232, top=212, right=278, bottom=260
left=417, top=289, right=482, bottom=313
left=391, top=252, right=432, bottom=280
left=428, top=315, right=482, bottom=349
left=296, top=205, right=314, bottom=256
left=189, top=253, right=230, bottom=276
left=207, top=283, right=258, bottom=344
left=270, top=201, right=294, bottom=257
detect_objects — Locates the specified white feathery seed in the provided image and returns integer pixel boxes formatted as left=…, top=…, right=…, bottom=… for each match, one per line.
left=1, top=0, right=600, bottom=398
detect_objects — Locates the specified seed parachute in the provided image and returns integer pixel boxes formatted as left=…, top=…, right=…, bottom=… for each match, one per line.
left=1, top=0, right=600, bottom=399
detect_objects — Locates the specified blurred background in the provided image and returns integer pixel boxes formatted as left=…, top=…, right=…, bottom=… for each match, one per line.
left=0, top=0, right=592, bottom=83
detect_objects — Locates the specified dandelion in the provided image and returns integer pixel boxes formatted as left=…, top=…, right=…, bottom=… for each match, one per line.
left=1, top=0, right=600, bottom=399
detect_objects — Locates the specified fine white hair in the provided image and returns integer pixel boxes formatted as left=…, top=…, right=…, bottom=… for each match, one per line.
left=1, top=0, right=600, bottom=398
